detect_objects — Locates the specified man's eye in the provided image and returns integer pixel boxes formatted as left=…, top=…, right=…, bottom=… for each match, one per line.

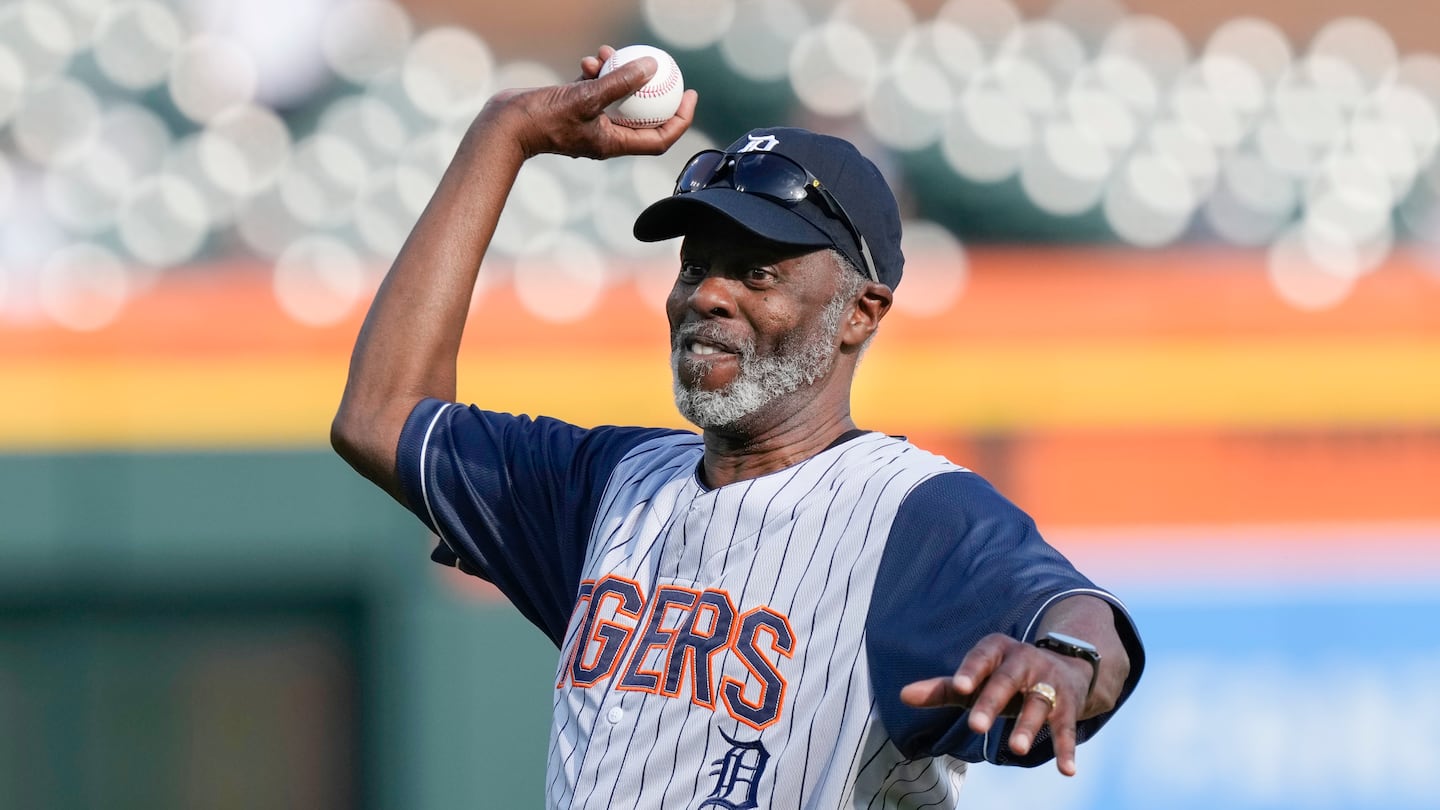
left=679, top=263, right=706, bottom=282
left=745, top=267, right=773, bottom=283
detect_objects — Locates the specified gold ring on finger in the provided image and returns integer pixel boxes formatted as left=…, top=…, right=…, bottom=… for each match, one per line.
left=1027, top=681, right=1057, bottom=709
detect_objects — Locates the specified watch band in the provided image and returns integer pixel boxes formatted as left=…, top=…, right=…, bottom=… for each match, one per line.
left=1035, top=631, right=1101, bottom=703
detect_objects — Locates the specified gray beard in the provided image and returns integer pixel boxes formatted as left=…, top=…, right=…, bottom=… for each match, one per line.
left=671, top=290, right=851, bottom=431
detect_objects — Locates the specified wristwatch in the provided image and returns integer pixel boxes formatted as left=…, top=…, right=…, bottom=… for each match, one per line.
left=1035, top=631, right=1102, bottom=702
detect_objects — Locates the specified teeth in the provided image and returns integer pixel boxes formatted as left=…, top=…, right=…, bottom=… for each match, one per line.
left=690, top=342, right=719, bottom=356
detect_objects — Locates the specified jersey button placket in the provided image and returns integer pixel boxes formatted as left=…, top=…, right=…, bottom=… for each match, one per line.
left=605, top=706, right=624, bottom=724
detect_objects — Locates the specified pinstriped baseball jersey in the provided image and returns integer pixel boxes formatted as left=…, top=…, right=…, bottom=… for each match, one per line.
left=398, top=398, right=1144, bottom=809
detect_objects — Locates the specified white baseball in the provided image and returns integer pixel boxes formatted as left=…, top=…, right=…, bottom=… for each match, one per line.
left=599, top=45, right=684, bottom=128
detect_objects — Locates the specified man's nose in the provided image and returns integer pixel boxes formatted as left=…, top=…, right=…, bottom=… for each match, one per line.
left=688, top=274, right=736, bottom=318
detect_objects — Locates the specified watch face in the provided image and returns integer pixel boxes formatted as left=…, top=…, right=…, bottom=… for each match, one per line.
left=1044, top=631, right=1099, bottom=655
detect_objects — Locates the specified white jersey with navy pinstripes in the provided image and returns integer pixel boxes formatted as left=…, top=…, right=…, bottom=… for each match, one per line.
left=396, top=398, right=1144, bottom=809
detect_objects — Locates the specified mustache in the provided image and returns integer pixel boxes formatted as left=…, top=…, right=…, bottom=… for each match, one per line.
left=671, top=321, right=752, bottom=356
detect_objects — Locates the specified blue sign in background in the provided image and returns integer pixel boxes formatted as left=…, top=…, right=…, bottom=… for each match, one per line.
left=960, top=587, right=1440, bottom=810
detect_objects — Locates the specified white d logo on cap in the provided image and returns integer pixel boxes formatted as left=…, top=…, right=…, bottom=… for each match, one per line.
left=737, top=134, right=779, bottom=153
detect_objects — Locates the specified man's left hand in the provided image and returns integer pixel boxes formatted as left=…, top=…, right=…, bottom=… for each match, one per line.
left=898, top=632, right=1099, bottom=776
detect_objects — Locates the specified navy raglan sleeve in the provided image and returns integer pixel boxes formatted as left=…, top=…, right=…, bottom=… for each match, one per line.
left=866, top=471, right=1145, bottom=766
left=394, top=397, right=687, bottom=646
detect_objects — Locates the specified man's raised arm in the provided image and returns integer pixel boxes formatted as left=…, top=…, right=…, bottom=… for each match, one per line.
left=330, top=47, right=697, bottom=501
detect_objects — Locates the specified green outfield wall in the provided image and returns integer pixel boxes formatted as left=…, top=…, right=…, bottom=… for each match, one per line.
left=0, top=450, right=556, bottom=810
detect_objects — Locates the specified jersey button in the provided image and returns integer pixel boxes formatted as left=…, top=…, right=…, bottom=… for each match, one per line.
left=606, top=707, right=625, bottom=724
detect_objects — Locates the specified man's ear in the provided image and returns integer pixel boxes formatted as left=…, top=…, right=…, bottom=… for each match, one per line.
left=840, top=282, right=893, bottom=350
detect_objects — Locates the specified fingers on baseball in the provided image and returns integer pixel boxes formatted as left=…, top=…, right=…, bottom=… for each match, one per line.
left=617, top=56, right=660, bottom=94
left=577, top=57, right=658, bottom=119
left=578, top=46, right=616, bottom=80
left=609, top=89, right=696, bottom=154
left=650, top=89, right=697, bottom=139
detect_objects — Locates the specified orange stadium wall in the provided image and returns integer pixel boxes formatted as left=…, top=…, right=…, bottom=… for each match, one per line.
left=4, top=245, right=1438, bottom=527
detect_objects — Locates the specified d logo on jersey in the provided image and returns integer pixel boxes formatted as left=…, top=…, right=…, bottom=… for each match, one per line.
left=558, top=575, right=796, bottom=730
left=698, top=729, right=769, bottom=810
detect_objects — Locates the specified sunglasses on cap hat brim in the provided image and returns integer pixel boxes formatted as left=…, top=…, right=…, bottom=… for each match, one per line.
left=672, top=150, right=880, bottom=284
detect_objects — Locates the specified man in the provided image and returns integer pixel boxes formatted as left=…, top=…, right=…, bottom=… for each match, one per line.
left=333, top=47, right=1143, bottom=808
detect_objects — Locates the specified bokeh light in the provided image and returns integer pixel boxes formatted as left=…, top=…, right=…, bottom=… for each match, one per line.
left=492, top=60, right=563, bottom=94
left=718, top=0, right=808, bottom=82
left=321, top=0, right=413, bottom=83
left=1046, top=0, right=1126, bottom=49
left=198, top=103, right=291, bottom=197
left=1066, top=84, right=1138, bottom=152
left=212, top=0, right=333, bottom=109
left=1021, top=118, right=1112, bottom=215
left=118, top=173, right=209, bottom=267
left=13, top=76, right=99, bottom=166
left=831, top=0, right=916, bottom=60
left=401, top=26, right=494, bottom=122
left=164, top=133, right=241, bottom=227
left=790, top=21, right=881, bottom=117
left=1143, top=120, right=1218, bottom=197
left=1267, top=224, right=1357, bottom=311
left=394, top=127, right=464, bottom=219
left=941, top=83, right=1032, bottom=182
left=1168, top=63, right=1250, bottom=149
left=1103, top=153, right=1196, bottom=246
left=0, top=0, right=1433, bottom=323
left=101, top=103, right=172, bottom=178
left=1205, top=17, right=1291, bottom=89
left=1398, top=53, right=1440, bottom=108
left=513, top=233, right=607, bottom=323
left=353, top=169, right=415, bottom=260
left=1309, top=17, right=1397, bottom=94
left=0, top=46, right=24, bottom=129
left=0, top=151, right=15, bottom=220
left=1203, top=149, right=1295, bottom=245
left=1000, top=20, right=1085, bottom=84
left=236, top=185, right=309, bottom=259
left=92, top=1, right=185, bottom=90
left=937, top=0, right=1021, bottom=61
left=319, top=95, right=410, bottom=174
left=279, top=134, right=368, bottom=228
left=643, top=0, right=735, bottom=51
left=0, top=1, right=78, bottom=84
left=38, top=242, right=129, bottom=331
left=491, top=162, right=569, bottom=257
left=901, top=20, right=984, bottom=86
left=43, top=142, right=131, bottom=234
left=895, top=219, right=967, bottom=316
left=863, top=51, right=953, bottom=151
left=1100, top=15, right=1190, bottom=88
left=272, top=235, right=369, bottom=327
left=1082, top=54, right=1159, bottom=119
left=168, top=35, right=259, bottom=124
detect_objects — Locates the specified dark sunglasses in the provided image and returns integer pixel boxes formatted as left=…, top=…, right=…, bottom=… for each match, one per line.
left=672, top=149, right=879, bottom=283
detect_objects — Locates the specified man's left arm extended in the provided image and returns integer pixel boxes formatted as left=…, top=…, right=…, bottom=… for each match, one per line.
left=865, top=471, right=1144, bottom=777
left=900, top=594, right=1134, bottom=776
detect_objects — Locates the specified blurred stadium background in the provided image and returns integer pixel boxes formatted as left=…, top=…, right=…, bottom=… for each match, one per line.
left=1, top=0, right=1437, bottom=807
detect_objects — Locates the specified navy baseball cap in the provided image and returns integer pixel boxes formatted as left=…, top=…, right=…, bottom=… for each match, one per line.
left=633, top=127, right=905, bottom=290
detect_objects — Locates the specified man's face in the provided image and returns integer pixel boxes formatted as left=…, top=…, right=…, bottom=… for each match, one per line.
left=666, top=218, right=854, bottom=432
